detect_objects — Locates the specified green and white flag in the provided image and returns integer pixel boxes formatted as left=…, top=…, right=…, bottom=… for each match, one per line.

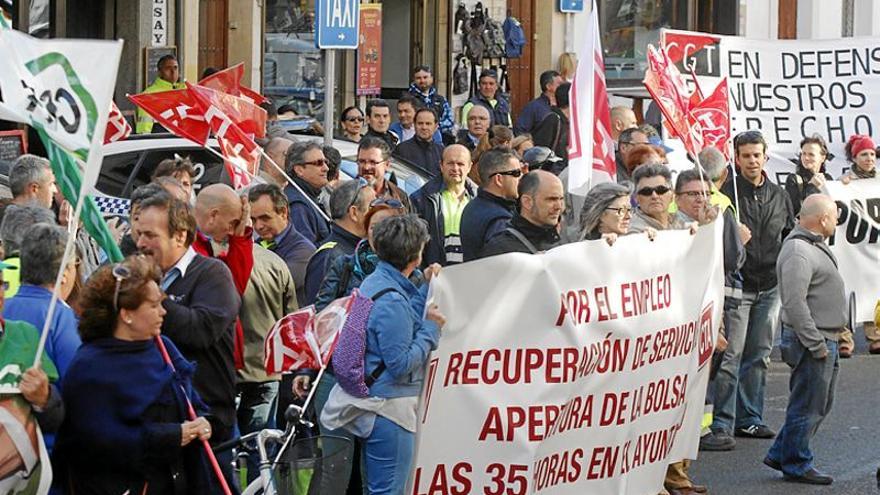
left=0, top=27, right=124, bottom=261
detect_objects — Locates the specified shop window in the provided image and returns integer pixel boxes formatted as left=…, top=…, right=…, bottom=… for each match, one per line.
left=600, top=0, right=736, bottom=85
left=264, top=0, right=325, bottom=118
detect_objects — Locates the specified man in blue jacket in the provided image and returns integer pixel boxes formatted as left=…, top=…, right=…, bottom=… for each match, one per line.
left=394, top=108, right=445, bottom=177
left=514, top=70, right=562, bottom=135
left=285, top=142, right=331, bottom=244
left=460, top=148, right=522, bottom=261
left=407, top=65, right=455, bottom=143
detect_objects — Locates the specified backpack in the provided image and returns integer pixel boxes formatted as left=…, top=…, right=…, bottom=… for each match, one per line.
left=503, top=16, right=526, bottom=58
left=331, top=287, right=400, bottom=398
left=453, top=55, right=470, bottom=95
left=483, top=16, right=507, bottom=58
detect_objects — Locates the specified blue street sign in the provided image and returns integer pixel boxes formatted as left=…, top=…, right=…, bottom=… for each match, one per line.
left=315, top=0, right=360, bottom=49
left=559, top=0, right=585, bottom=13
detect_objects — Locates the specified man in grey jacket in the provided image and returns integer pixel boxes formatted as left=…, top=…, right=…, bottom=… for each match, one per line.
left=764, top=194, right=844, bottom=486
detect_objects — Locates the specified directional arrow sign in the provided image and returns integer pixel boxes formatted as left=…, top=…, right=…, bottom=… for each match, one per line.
left=315, top=0, right=360, bottom=50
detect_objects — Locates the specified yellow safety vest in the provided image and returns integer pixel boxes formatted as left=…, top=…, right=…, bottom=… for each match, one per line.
left=135, top=78, right=186, bottom=134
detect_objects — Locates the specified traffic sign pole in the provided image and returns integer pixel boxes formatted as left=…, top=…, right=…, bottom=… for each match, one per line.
left=324, top=50, right=335, bottom=147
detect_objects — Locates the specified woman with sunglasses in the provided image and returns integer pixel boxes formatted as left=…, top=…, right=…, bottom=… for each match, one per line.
left=628, top=163, right=685, bottom=234
left=339, top=106, right=365, bottom=142
left=54, top=256, right=214, bottom=494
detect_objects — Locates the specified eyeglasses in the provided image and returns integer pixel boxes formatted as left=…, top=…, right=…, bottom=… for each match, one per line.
left=370, top=197, right=405, bottom=209
left=346, top=177, right=370, bottom=212
left=300, top=159, right=328, bottom=168
left=345, top=116, right=364, bottom=122
left=677, top=190, right=708, bottom=198
left=491, top=169, right=524, bottom=179
left=637, top=185, right=671, bottom=196
left=605, top=206, right=633, bottom=217
left=357, top=159, right=388, bottom=167
left=112, top=263, right=132, bottom=312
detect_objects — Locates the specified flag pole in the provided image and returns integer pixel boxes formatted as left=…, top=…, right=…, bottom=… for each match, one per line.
left=257, top=147, right=332, bottom=223
left=154, top=335, right=233, bottom=495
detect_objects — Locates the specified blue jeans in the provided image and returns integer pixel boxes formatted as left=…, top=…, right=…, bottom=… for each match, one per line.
left=315, top=372, right=368, bottom=495
left=237, top=381, right=279, bottom=483
left=711, top=287, right=780, bottom=433
left=365, top=416, right=415, bottom=495
left=767, top=327, right=839, bottom=476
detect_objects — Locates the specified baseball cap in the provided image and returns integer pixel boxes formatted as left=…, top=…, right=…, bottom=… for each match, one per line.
left=522, top=146, right=562, bottom=170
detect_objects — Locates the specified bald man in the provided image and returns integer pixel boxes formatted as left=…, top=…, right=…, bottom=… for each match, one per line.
left=764, top=194, right=843, bottom=486
left=480, top=170, right=564, bottom=257
left=263, top=137, right=295, bottom=187
left=610, top=106, right=638, bottom=141
left=456, top=104, right=491, bottom=151
left=410, top=144, right=477, bottom=266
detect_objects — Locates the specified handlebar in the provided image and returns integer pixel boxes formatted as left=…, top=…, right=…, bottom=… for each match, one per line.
left=211, top=404, right=308, bottom=454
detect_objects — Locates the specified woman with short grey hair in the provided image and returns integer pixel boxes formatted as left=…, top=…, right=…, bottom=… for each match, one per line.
left=328, top=214, right=445, bottom=494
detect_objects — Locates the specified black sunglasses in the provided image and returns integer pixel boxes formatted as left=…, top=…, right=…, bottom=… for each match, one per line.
left=491, top=169, right=524, bottom=179
left=637, top=185, right=671, bottom=196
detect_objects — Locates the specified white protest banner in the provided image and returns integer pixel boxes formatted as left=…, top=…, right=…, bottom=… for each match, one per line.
left=661, top=29, right=880, bottom=184
left=410, top=222, right=724, bottom=495
left=826, top=179, right=880, bottom=323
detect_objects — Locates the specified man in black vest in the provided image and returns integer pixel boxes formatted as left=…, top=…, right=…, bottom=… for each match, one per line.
left=461, top=69, right=511, bottom=128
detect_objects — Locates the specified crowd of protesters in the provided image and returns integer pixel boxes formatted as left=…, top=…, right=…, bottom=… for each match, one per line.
left=0, top=57, right=870, bottom=495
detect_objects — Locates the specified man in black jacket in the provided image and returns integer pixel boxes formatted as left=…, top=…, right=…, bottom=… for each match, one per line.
left=460, top=148, right=522, bottom=261
left=703, top=131, right=795, bottom=450
left=532, top=82, right=571, bottom=167
left=481, top=170, right=563, bottom=257
left=132, top=191, right=241, bottom=488
left=410, top=144, right=477, bottom=266
left=363, top=98, right=398, bottom=149
left=395, top=108, right=444, bottom=177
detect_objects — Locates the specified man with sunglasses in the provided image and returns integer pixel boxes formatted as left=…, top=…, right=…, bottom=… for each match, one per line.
left=703, top=131, right=794, bottom=450
left=460, top=149, right=522, bottom=261
left=480, top=170, right=564, bottom=258
left=285, top=142, right=332, bottom=245
left=357, top=136, right=413, bottom=212
left=629, top=163, right=685, bottom=233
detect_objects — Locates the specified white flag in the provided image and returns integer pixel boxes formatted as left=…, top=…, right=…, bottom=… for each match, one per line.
left=567, top=0, right=616, bottom=194
left=0, top=29, right=122, bottom=187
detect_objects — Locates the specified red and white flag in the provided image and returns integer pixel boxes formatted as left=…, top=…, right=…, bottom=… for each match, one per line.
left=187, top=82, right=267, bottom=138
left=264, top=296, right=352, bottom=375
left=128, top=89, right=211, bottom=145
left=103, top=101, right=131, bottom=144
left=567, top=0, right=616, bottom=194
left=198, top=62, right=268, bottom=106
left=688, top=78, right=731, bottom=159
left=643, top=44, right=703, bottom=156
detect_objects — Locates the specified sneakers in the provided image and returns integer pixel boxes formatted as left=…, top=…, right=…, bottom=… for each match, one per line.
left=699, top=430, right=736, bottom=451
left=783, top=468, right=833, bottom=485
left=734, top=424, right=776, bottom=439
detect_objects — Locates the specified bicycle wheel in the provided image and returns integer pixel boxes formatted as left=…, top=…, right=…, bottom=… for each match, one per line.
left=271, top=435, right=354, bottom=495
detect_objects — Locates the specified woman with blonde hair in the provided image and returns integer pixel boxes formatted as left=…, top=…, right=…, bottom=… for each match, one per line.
left=558, top=52, right=577, bottom=82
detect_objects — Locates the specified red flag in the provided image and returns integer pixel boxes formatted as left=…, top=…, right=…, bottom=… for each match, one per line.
left=217, top=134, right=260, bottom=189
left=661, top=31, right=721, bottom=65
left=264, top=296, right=352, bottom=375
left=187, top=83, right=267, bottom=138
left=198, top=63, right=268, bottom=106
left=128, top=89, right=211, bottom=145
left=567, top=0, right=616, bottom=193
left=643, top=44, right=702, bottom=156
left=104, top=101, right=131, bottom=144
left=689, top=78, right=731, bottom=159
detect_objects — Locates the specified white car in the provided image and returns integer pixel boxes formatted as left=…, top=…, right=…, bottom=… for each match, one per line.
left=95, top=133, right=429, bottom=208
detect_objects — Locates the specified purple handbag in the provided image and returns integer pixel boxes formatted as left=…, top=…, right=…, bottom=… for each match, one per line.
left=332, top=288, right=398, bottom=398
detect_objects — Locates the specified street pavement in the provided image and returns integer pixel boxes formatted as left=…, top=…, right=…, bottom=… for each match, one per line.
left=691, top=336, right=880, bottom=494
